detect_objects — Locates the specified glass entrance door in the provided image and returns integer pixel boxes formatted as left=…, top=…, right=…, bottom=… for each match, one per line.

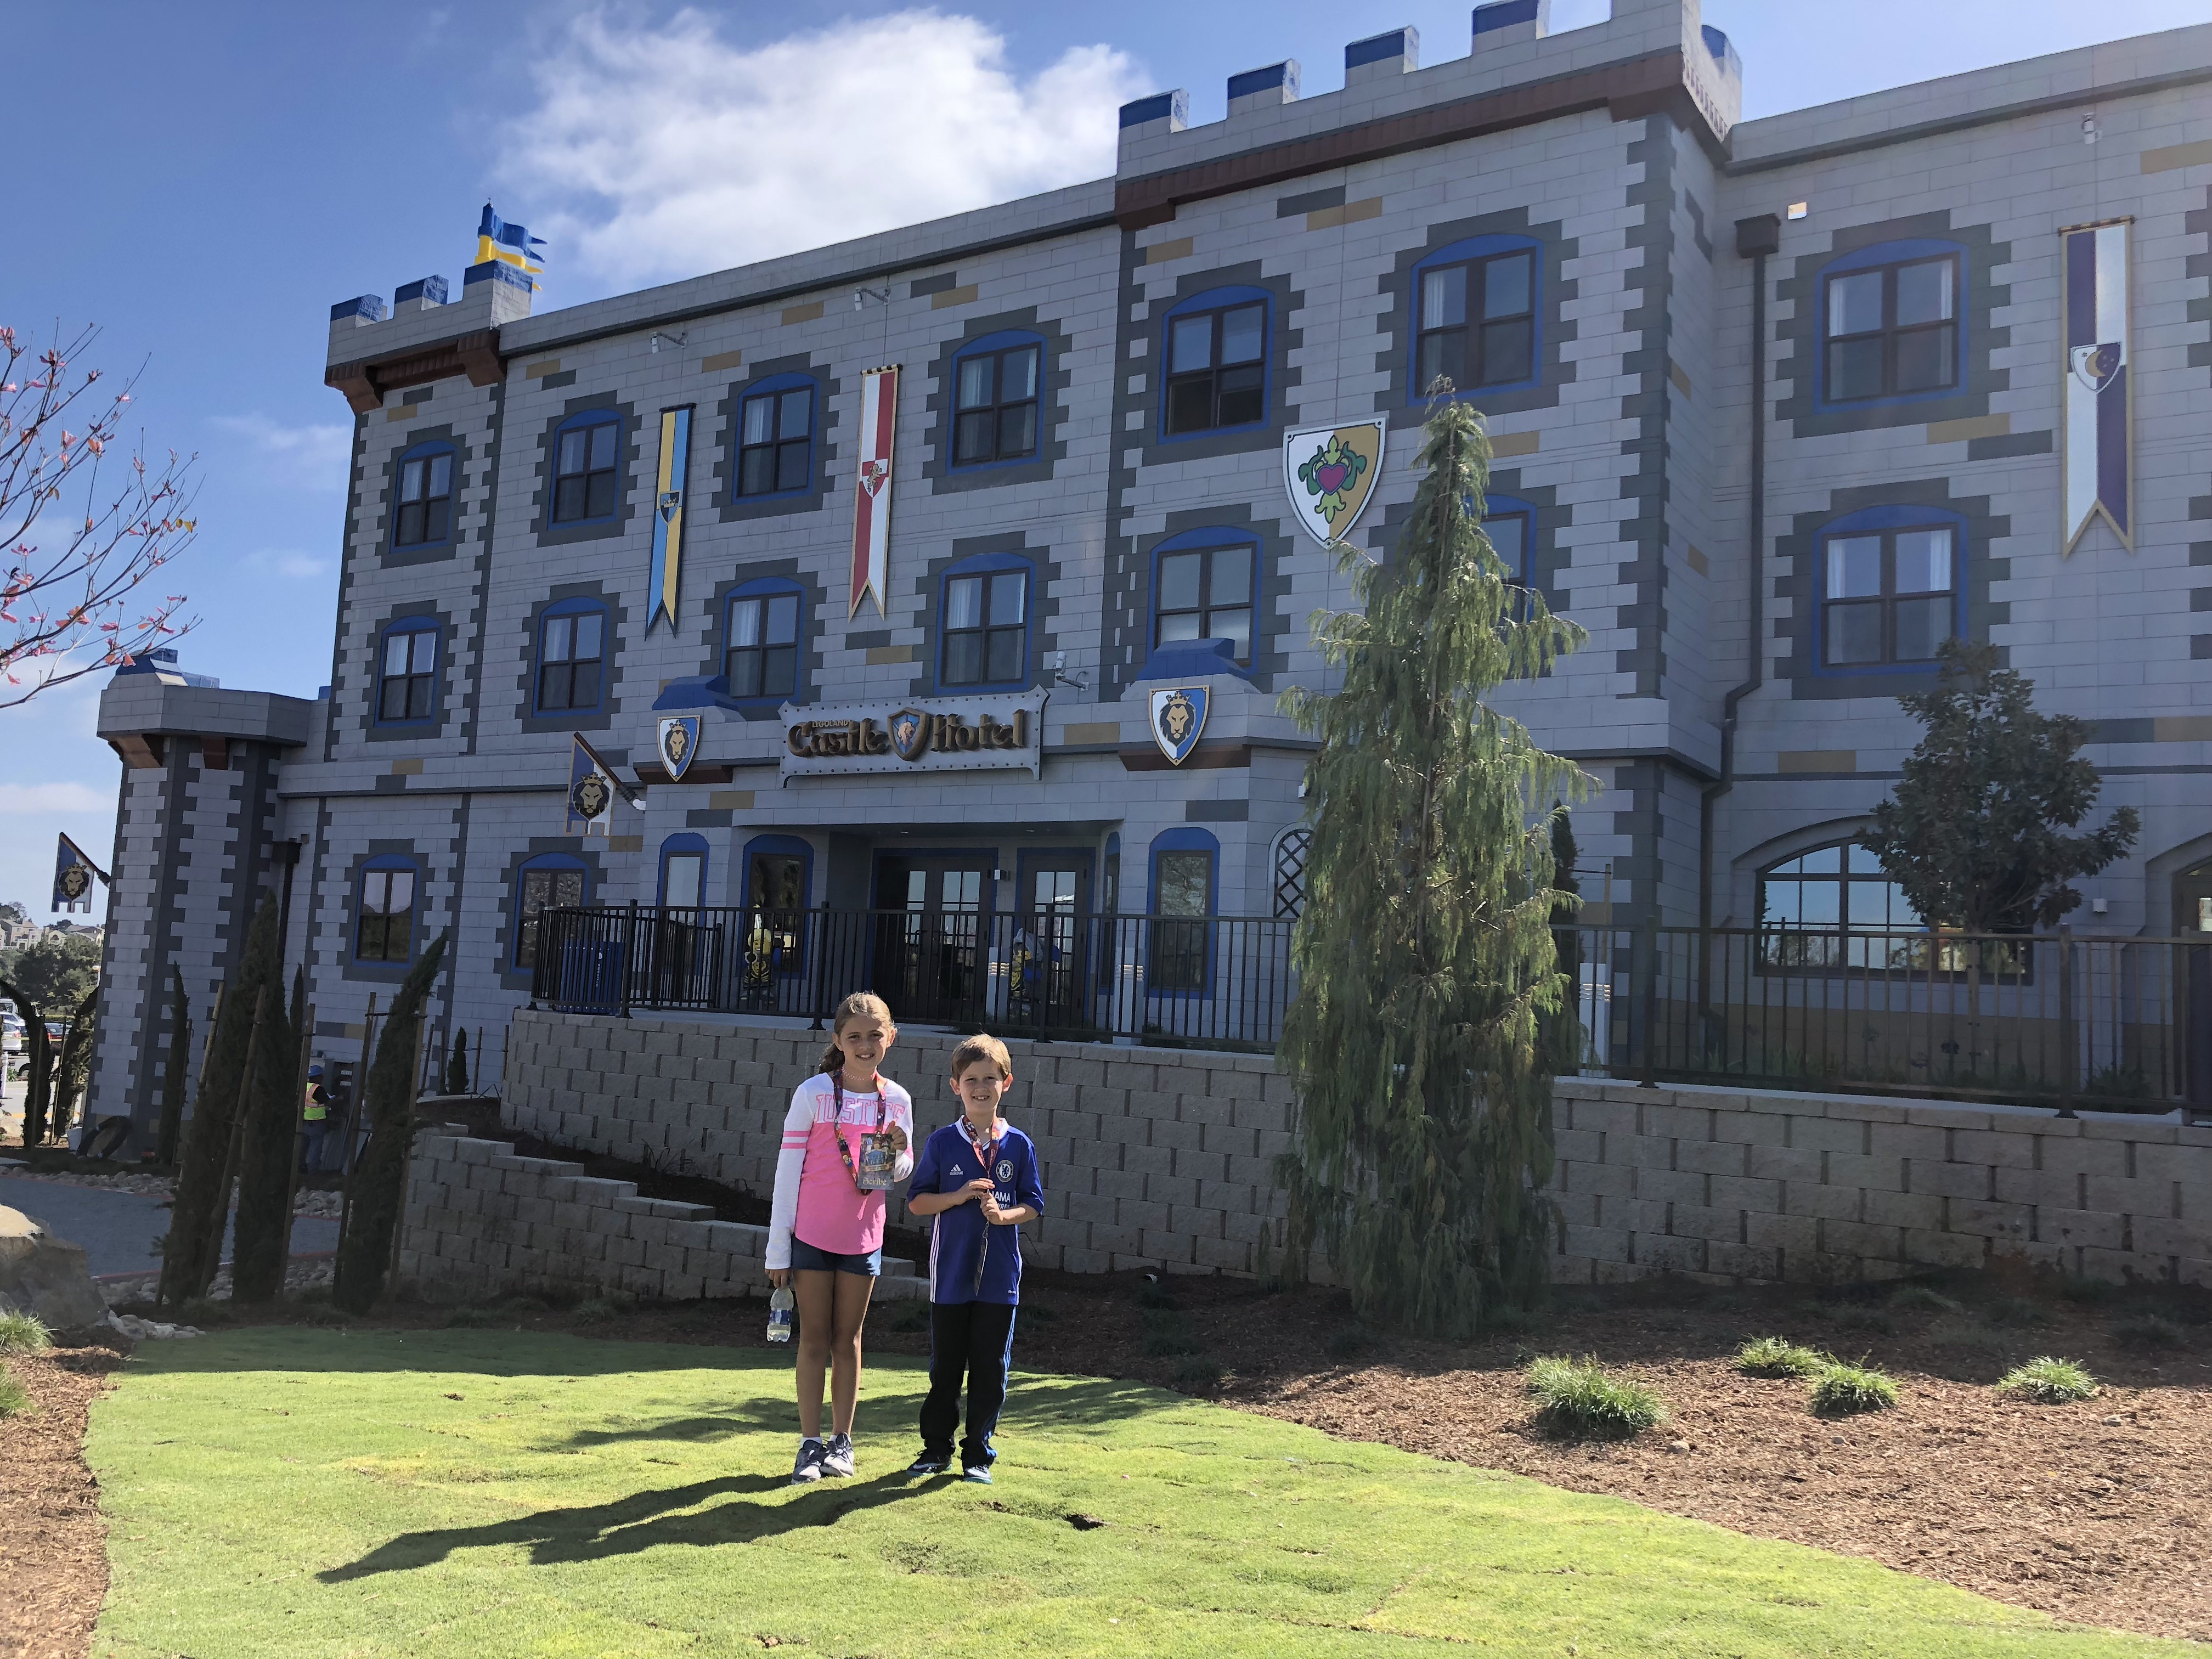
left=1013, top=855, right=1093, bottom=1032
left=874, top=856, right=991, bottom=1024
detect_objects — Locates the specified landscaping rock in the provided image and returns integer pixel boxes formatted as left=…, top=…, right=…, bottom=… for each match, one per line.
left=0, top=1203, right=111, bottom=1335
left=106, top=1313, right=201, bottom=1341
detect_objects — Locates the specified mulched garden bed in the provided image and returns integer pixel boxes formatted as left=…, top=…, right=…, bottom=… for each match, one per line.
left=26, top=1260, right=2207, bottom=1653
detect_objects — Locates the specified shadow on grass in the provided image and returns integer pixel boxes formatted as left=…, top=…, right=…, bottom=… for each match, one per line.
left=319, top=1471, right=935, bottom=1579
left=561, top=1413, right=780, bottom=1448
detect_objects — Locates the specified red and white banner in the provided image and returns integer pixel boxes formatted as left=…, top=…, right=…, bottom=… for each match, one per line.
left=849, top=364, right=900, bottom=617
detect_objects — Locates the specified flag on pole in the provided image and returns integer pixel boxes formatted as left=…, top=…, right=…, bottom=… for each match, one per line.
left=476, top=203, right=547, bottom=279
left=2060, top=219, right=2132, bottom=556
left=646, top=407, right=692, bottom=636
left=52, top=833, right=107, bottom=913
left=849, top=365, right=900, bottom=618
left=565, top=737, right=616, bottom=836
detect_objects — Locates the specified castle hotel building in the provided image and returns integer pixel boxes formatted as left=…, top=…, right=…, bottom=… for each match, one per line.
left=85, top=0, right=2212, bottom=1140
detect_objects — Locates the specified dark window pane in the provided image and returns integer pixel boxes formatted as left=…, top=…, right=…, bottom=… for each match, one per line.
left=1480, top=317, right=1533, bottom=385
left=764, top=594, right=799, bottom=643
left=1483, top=252, right=1532, bottom=319
left=1209, top=544, right=1252, bottom=605
left=1166, top=376, right=1211, bottom=435
left=762, top=645, right=796, bottom=696
left=575, top=613, right=602, bottom=659
left=572, top=661, right=601, bottom=708
left=955, top=409, right=994, bottom=464
left=538, top=663, right=565, bottom=710
left=738, top=449, right=775, bottom=496
left=778, top=389, right=810, bottom=439
left=1895, top=259, right=1954, bottom=325
left=585, top=472, right=616, bottom=519
left=1418, top=330, right=1462, bottom=393
left=945, top=633, right=984, bottom=685
left=1220, top=304, right=1265, bottom=364
left=1894, top=596, right=1951, bottom=662
left=775, top=440, right=809, bottom=492
left=1170, top=315, right=1213, bottom=373
left=1216, top=363, right=1263, bottom=427
left=1827, top=336, right=1884, bottom=401
left=1894, top=530, right=1953, bottom=594
left=729, top=650, right=763, bottom=698
left=1485, top=515, right=1526, bottom=575
left=1826, top=602, right=1882, bottom=665
left=1212, top=606, right=1252, bottom=659
left=407, top=676, right=433, bottom=720
left=1156, top=851, right=1211, bottom=916
left=428, top=454, right=452, bottom=497
left=1158, top=552, right=1203, bottom=611
left=397, top=501, right=425, bottom=545
left=988, top=570, right=1026, bottom=624
left=422, top=498, right=449, bottom=543
left=997, top=403, right=1036, bottom=458
left=1004, top=347, right=1039, bottom=400
left=589, top=422, right=617, bottom=471
left=554, top=475, right=588, bottom=521
left=985, top=627, right=1023, bottom=682
left=1826, top=537, right=1882, bottom=599
left=380, top=678, right=407, bottom=720
left=1893, top=324, right=1954, bottom=392
left=1828, top=270, right=1883, bottom=336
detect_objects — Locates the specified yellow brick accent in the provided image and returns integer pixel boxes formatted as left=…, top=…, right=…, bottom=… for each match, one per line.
left=1489, top=430, right=1541, bottom=458
left=2142, top=138, right=2212, bottom=173
left=1668, top=360, right=1692, bottom=397
left=701, top=349, right=744, bottom=374
left=1306, top=198, right=1382, bottom=231
left=1062, top=721, right=1122, bottom=746
left=608, top=834, right=645, bottom=853
left=708, top=790, right=755, bottom=810
left=1684, top=545, right=1709, bottom=577
left=524, top=358, right=562, bottom=379
left=2152, top=716, right=2212, bottom=743
left=929, top=284, right=980, bottom=309
left=1926, top=413, right=2010, bottom=444
left=1778, top=750, right=1855, bottom=775
left=865, top=644, right=917, bottom=665
left=1143, top=236, right=1194, bottom=264
left=781, top=301, right=825, bottom=325
left=390, top=758, right=424, bottom=776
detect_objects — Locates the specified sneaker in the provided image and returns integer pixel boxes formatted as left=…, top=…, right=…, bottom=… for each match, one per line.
left=791, top=1437, right=828, bottom=1484
left=906, top=1454, right=952, bottom=1476
left=961, top=1464, right=994, bottom=1485
left=822, top=1433, right=856, bottom=1478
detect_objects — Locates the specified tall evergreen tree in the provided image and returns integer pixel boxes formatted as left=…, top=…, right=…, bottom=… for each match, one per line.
left=50, top=983, right=100, bottom=1144
left=156, top=965, right=191, bottom=1166
left=230, top=960, right=307, bottom=1302
left=1861, top=640, right=2139, bottom=932
left=445, top=1026, right=470, bottom=1094
left=160, top=892, right=281, bottom=1305
left=334, top=931, right=449, bottom=1314
left=1543, top=805, right=1584, bottom=1077
left=1276, top=394, right=1586, bottom=1339
left=0, top=977, right=50, bottom=1146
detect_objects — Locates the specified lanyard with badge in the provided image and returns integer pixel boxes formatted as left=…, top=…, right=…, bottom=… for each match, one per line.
left=966, top=1119, right=1002, bottom=1299
left=835, top=1077, right=898, bottom=1191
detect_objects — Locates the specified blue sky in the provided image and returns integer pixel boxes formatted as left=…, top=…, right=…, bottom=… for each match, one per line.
left=5, top=0, right=2202, bottom=919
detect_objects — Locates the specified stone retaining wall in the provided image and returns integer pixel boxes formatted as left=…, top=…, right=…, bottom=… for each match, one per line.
left=396, top=1009, right=2211, bottom=1300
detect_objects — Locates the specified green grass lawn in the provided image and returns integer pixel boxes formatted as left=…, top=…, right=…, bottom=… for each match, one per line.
left=85, top=1329, right=2198, bottom=1659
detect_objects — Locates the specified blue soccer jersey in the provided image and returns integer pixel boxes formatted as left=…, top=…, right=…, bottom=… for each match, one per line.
left=906, top=1120, right=1046, bottom=1305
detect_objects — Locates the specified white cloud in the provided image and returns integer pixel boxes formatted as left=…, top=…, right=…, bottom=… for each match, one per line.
left=0, top=781, right=110, bottom=815
left=212, top=414, right=353, bottom=476
left=495, top=8, right=1142, bottom=293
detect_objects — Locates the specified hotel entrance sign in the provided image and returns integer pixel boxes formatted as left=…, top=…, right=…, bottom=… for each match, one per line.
left=779, top=689, right=1047, bottom=780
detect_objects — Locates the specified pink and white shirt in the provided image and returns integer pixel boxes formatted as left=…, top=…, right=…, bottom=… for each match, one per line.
left=765, top=1071, right=916, bottom=1268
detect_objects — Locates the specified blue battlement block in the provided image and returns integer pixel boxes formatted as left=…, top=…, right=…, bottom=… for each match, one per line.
left=1227, top=60, right=1299, bottom=103
left=330, top=294, right=387, bottom=323
left=1119, top=89, right=1188, bottom=129
left=462, top=259, right=534, bottom=292
left=1345, top=26, right=1419, bottom=72
left=395, top=274, right=449, bottom=307
left=1474, top=0, right=1542, bottom=35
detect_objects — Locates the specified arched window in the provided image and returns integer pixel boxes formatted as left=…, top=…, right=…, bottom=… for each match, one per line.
left=735, top=374, right=815, bottom=498
left=938, top=552, right=1031, bottom=689
left=1148, top=827, right=1218, bottom=995
left=1411, top=235, right=1541, bottom=400
left=512, top=853, right=589, bottom=968
left=1758, top=841, right=1921, bottom=969
left=658, top=833, right=709, bottom=910
left=1813, top=504, right=1965, bottom=673
left=534, top=597, right=608, bottom=714
left=1816, top=239, right=1965, bottom=408
left=392, top=441, right=456, bottom=550
left=741, top=834, right=814, bottom=982
left=950, top=331, right=1045, bottom=467
left=1160, top=286, right=1270, bottom=437
left=1272, top=826, right=1312, bottom=920
left=374, top=617, right=440, bottom=725
left=354, top=855, right=420, bottom=963
left=1149, top=528, right=1255, bottom=665
left=551, top=411, right=622, bottom=523
left=723, top=577, right=804, bottom=701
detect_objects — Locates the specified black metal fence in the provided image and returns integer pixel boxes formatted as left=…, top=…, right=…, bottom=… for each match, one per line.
left=529, top=906, right=2212, bottom=1107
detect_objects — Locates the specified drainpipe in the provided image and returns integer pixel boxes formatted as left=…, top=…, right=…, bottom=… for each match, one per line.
left=1699, top=213, right=1781, bottom=943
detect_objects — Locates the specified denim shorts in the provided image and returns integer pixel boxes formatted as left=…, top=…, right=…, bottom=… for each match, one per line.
left=788, top=1237, right=883, bottom=1277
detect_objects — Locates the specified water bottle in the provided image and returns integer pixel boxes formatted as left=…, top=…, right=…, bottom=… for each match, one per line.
left=766, top=1285, right=795, bottom=1344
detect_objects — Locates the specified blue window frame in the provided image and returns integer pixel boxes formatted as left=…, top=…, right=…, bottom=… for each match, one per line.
left=723, top=577, right=803, bottom=702
left=551, top=411, right=622, bottom=524
left=374, top=618, right=440, bottom=725
left=1815, top=239, right=1966, bottom=410
left=1147, top=827, right=1218, bottom=997
left=1149, top=528, right=1255, bottom=666
left=1759, top=841, right=1923, bottom=970
left=512, top=853, right=589, bottom=968
left=735, top=373, right=815, bottom=498
left=1480, top=493, right=1536, bottom=583
left=392, top=441, right=456, bottom=550
left=949, top=330, right=1045, bottom=468
left=658, top=833, right=709, bottom=910
left=1411, top=235, right=1541, bottom=402
left=938, top=551, right=1031, bottom=690
left=1812, top=504, right=1966, bottom=677
left=1160, top=286, right=1270, bottom=438
left=742, top=834, right=813, bottom=979
left=354, top=855, right=420, bottom=964
left=534, top=596, right=608, bottom=714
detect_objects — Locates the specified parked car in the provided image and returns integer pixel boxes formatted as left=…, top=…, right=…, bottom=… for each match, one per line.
left=1, top=1014, right=22, bottom=1054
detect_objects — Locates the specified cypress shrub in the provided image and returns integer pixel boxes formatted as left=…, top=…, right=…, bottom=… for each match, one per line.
left=156, top=965, right=191, bottom=1166
left=51, top=983, right=100, bottom=1145
left=1543, top=804, right=1583, bottom=1077
left=160, top=892, right=280, bottom=1306
left=444, top=1026, right=470, bottom=1094
left=230, top=957, right=307, bottom=1302
left=1, top=978, right=50, bottom=1147
left=334, top=930, right=449, bottom=1314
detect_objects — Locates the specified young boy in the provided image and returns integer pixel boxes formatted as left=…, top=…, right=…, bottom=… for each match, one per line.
left=902, top=1034, right=1045, bottom=1483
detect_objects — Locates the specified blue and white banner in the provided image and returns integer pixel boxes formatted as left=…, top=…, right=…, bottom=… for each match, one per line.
left=52, top=833, right=106, bottom=913
left=2061, top=219, right=2132, bottom=555
left=565, top=736, right=615, bottom=836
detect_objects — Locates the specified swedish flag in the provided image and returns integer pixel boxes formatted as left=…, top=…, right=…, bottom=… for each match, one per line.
left=476, top=203, right=546, bottom=278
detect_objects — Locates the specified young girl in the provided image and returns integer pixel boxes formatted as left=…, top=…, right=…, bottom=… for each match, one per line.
left=765, top=991, right=914, bottom=1484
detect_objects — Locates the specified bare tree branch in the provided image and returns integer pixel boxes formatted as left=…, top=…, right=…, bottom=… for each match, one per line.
left=0, top=323, right=201, bottom=706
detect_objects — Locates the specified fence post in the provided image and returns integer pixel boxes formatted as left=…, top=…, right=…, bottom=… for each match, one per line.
left=620, top=900, right=636, bottom=1019
left=2057, top=924, right=2076, bottom=1119
left=1638, top=915, right=1660, bottom=1090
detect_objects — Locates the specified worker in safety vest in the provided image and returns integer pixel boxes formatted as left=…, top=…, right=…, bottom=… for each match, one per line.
left=301, top=1063, right=331, bottom=1173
